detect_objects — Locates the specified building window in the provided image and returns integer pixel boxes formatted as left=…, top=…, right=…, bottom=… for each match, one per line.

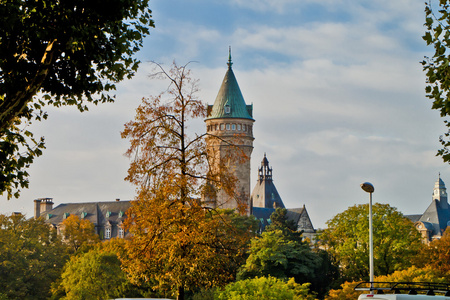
left=232, top=124, right=236, bottom=130
left=237, top=124, right=241, bottom=131
left=105, top=227, right=111, bottom=239
left=243, top=124, right=246, bottom=131
left=119, top=227, right=124, bottom=238
left=226, top=124, right=230, bottom=130
left=220, top=123, right=225, bottom=130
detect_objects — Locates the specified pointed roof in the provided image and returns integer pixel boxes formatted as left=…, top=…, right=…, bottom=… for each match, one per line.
left=251, top=154, right=285, bottom=209
left=418, top=199, right=450, bottom=237
left=206, top=50, right=253, bottom=120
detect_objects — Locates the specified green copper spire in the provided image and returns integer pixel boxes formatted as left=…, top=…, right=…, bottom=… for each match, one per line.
left=206, top=50, right=253, bottom=120
left=227, top=46, right=233, bottom=68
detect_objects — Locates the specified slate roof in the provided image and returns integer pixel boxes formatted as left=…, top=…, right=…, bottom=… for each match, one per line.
left=206, top=55, right=253, bottom=120
left=419, top=199, right=450, bottom=237
left=251, top=154, right=286, bottom=209
left=43, top=201, right=131, bottom=228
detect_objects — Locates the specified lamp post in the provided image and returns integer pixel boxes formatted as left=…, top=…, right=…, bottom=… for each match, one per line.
left=361, top=182, right=374, bottom=294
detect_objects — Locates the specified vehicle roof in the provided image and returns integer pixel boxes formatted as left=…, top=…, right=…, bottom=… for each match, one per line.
left=359, top=294, right=450, bottom=299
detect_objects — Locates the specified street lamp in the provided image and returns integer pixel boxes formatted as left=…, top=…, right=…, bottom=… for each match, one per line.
left=361, top=182, right=374, bottom=294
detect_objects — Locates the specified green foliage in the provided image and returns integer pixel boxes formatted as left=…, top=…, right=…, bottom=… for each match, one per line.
left=0, top=118, right=45, bottom=199
left=60, top=248, right=128, bottom=300
left=266, top=207, right=299, bottom=235
left=215, top=276, right=317, bottom=300
left=422, top=1, right=450, bottom=162
left=0, top=213, right=69, bottom=299
left=0, top=0, right=154, bottom=198
left=237, top=229, right=321, bottom=286
left=319, top=203, right=422, bottom=282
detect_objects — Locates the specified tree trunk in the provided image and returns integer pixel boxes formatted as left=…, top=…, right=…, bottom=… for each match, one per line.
left=177, top=285, right=185, bottom=300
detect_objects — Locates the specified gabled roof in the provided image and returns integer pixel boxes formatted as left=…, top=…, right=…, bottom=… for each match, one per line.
left=206, top=54, right=253, bottom=120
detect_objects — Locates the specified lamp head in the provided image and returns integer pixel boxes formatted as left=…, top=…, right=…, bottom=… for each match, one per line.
left=361, top=182, right=374, bottom=193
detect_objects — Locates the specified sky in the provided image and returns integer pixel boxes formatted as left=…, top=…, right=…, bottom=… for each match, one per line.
left=0, top=0, right=448, bottom=229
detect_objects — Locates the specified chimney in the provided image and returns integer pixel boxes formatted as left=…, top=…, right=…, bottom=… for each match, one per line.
left=39, top=198, right=54, bottom=214
left=34, top=199, right=42, bottom=219
left=115, top=198, right=120, bottom=202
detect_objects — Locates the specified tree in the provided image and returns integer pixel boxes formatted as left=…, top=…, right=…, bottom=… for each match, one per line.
left=0, top=213, right=69, bottom=299
left=423, top=1, right=450, bottom=162
left=416, top=229, right=450, bottom=276
left=121, top=62, right=254, bottom=300
left=215, top=276, right=317, bottom=300
left=60, top=248, right=127, bottom=300
left=319, top=203, right=422, bottom=282
left=0, top=0, right=154, bottom=199
left=60, top=214, right=100, bottom=253
left=237, top=229, right=322, bottom=286
left=239, top=208, right=337, bottom=298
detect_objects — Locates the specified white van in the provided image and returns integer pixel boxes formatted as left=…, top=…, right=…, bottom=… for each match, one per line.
left=358, top=295, right=450, bottom=299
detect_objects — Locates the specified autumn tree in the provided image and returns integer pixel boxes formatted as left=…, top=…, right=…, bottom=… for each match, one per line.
left=416, top=229, right=450, bottom=277
left=422, top=0, right=450, bottom=162
left=325, top=266, right=448, bottom=300
left=0, top=0, right=154, bottom=199
left=121, top=62, right=255, bottom=300
left=319, top=203, right=422, bottom=282
left=0, top=213, right=68, bottom=299
left=61, top=214, right=100, bottom=253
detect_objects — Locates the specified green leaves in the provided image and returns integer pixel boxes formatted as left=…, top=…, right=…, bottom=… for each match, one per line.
left=319, top=203, right=422, bottom=282
left=422, top=1, right=450, bottom=163
left=0, top=0, right=155, bottom=198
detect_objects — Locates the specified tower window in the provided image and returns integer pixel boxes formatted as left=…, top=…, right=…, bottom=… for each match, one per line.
left=224, top=105, right=231, bottom=114
left=237, top=124, right=241, bottom=131
left=226, top=124, right=230, bottom=130
left=243, top=124, right=246, bottom=131
left=215, top=124, right=218, bottom=131
left=220, top=123, right=225, bottom=130
left=232, top=124, right=236, bottom=130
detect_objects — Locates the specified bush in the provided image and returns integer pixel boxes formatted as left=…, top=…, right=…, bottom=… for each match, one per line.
left=215, top=276, right=317, bottom=300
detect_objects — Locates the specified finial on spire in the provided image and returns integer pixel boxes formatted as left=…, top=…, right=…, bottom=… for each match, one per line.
left=227, top=46, right=233, bottom=68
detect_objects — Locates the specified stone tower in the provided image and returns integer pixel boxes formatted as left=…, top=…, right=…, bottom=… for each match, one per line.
left=205, top=50, right=254, bottom=214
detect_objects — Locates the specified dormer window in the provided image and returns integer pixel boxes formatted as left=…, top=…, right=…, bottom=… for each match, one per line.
left=224, top=104, right=231, bottom=114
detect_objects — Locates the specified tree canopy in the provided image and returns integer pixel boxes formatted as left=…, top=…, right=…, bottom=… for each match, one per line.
left=423, top=0, right=450, bottom=162
left=0, top=213, right=68, bottom=299
left=215, top=276, right=317, bottom=300
left=0, top=0, right=154, bottom=199
left=319, top=203, right=422, bottom=282
left=61, top=214, right=100, bottom=253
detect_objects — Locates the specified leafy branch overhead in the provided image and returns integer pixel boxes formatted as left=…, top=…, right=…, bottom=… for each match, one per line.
left=423, top=0, right=450, bottom=162
left=0, top=0, right=154, bottom=198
